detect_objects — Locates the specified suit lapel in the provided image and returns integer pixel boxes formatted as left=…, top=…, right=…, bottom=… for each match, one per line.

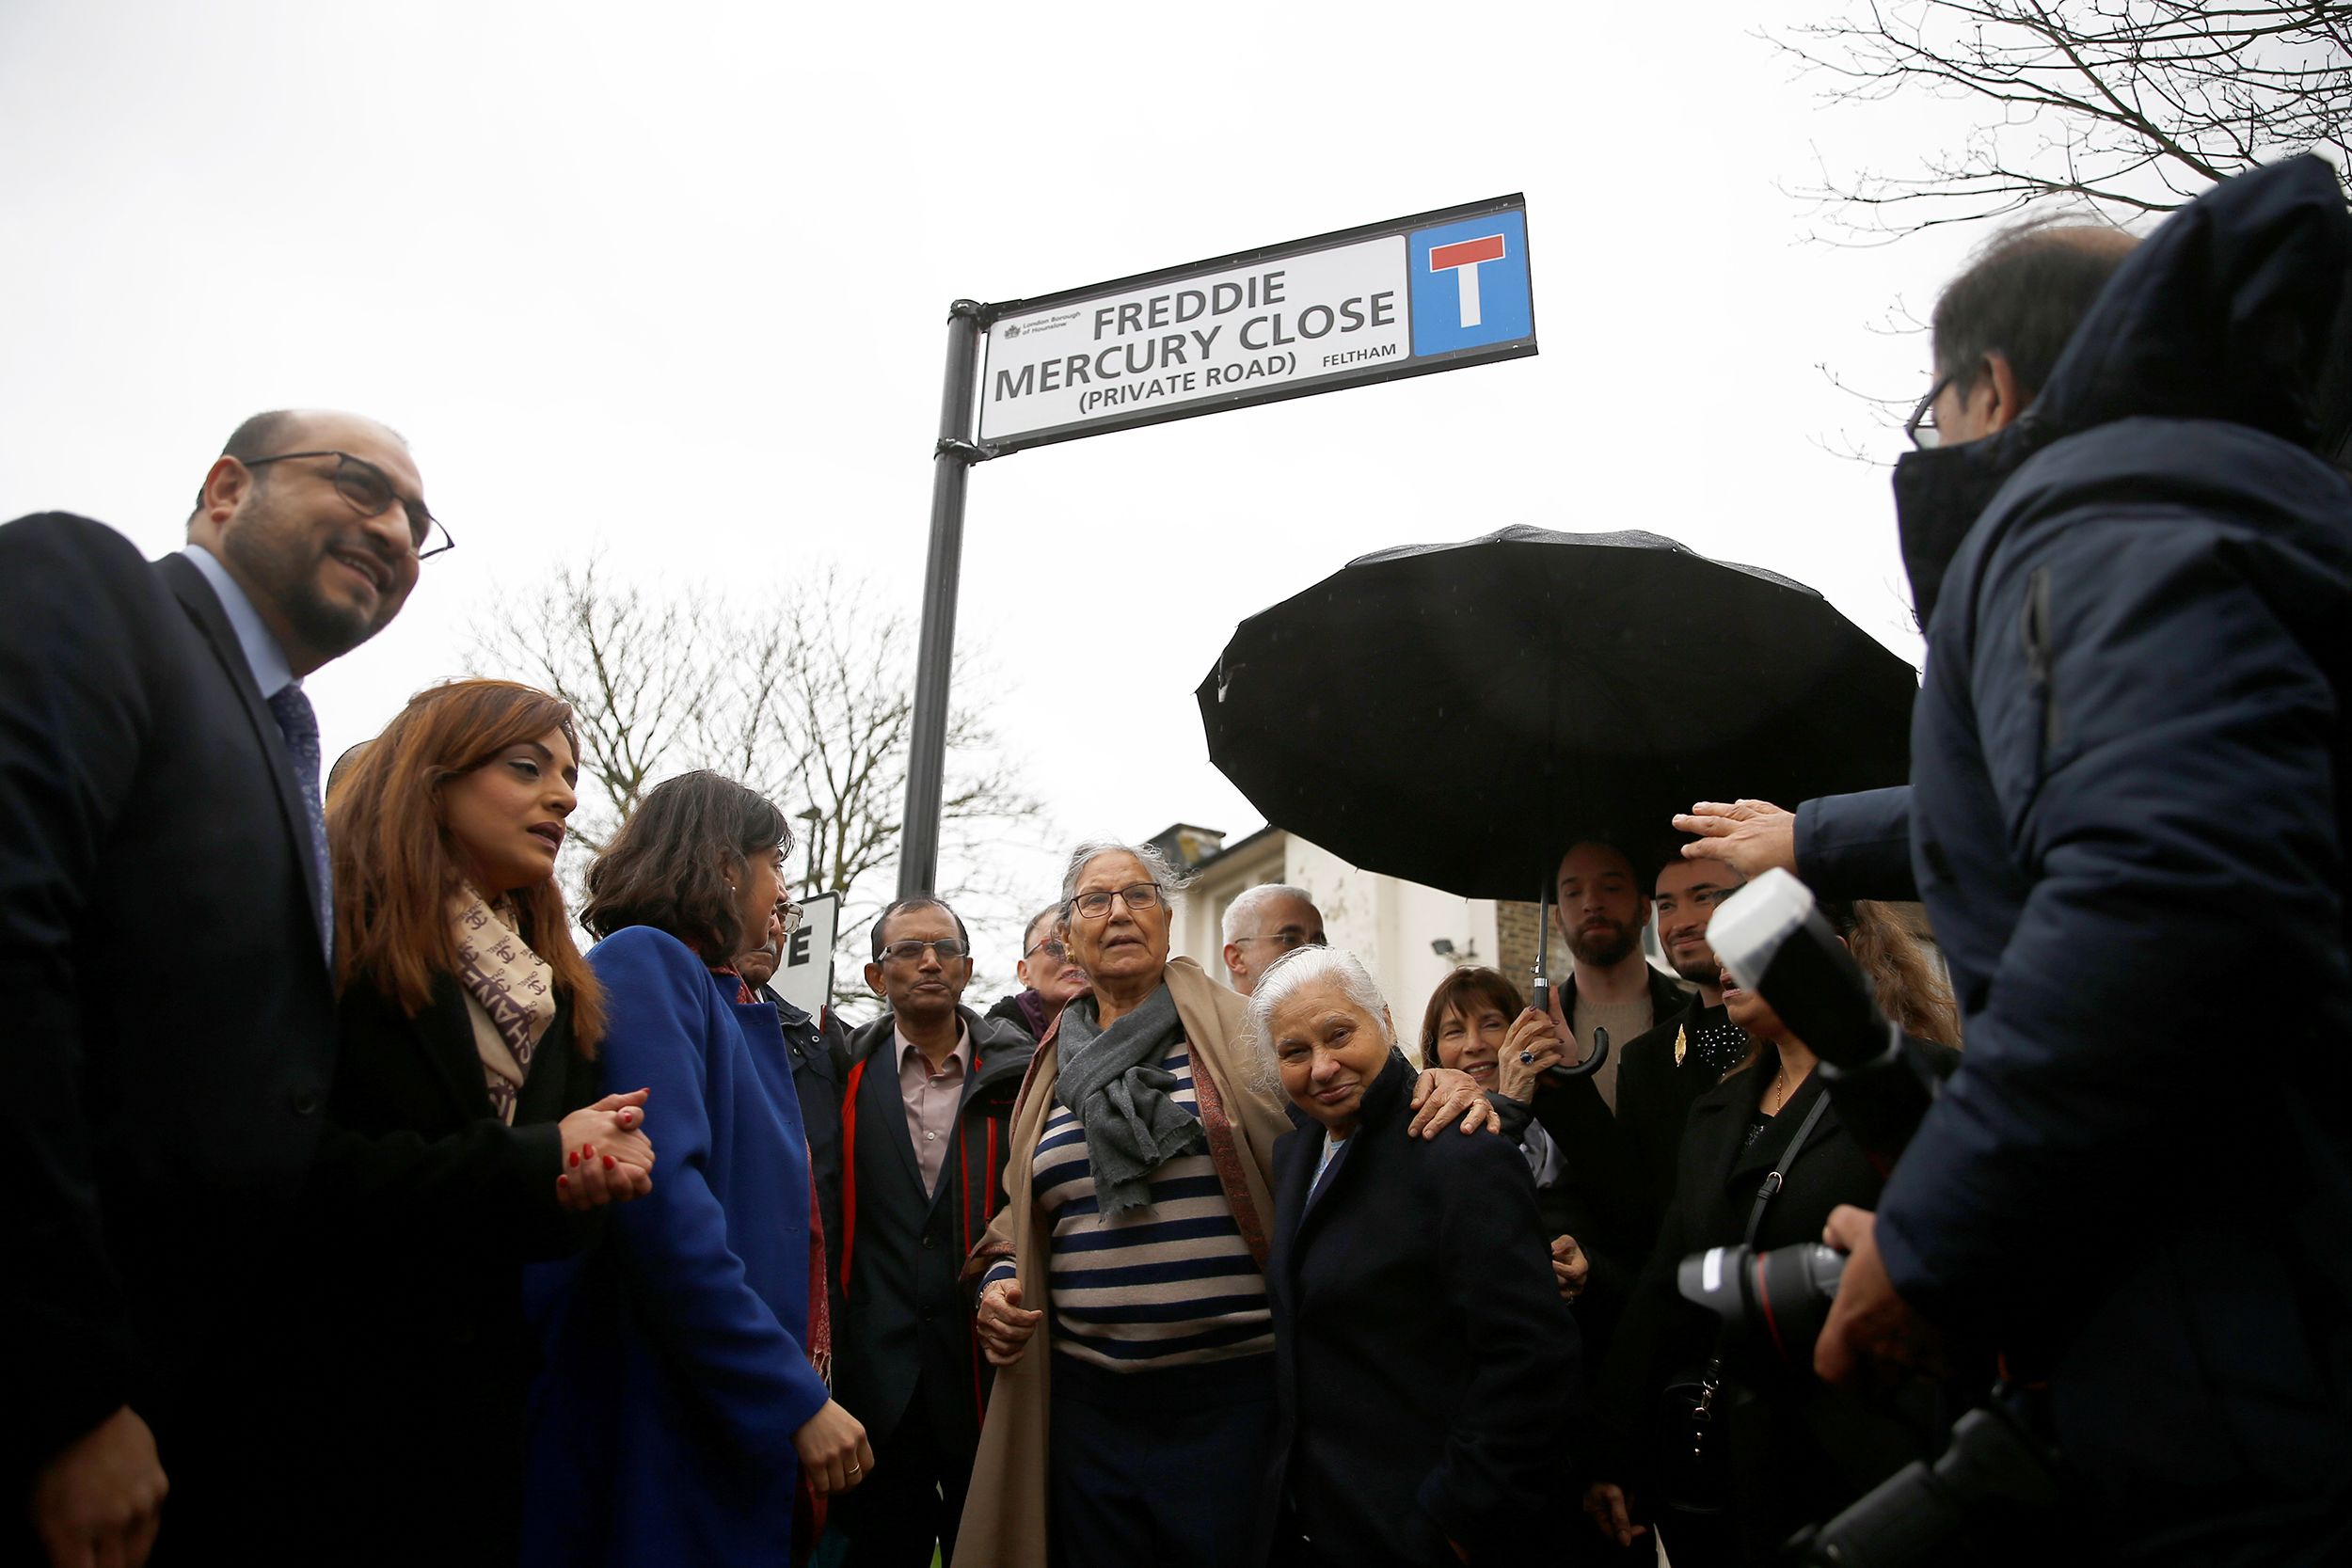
left=158, top=554, right=326, bottom=942
left=1271, top=1123, right=1319, bottom=1277
left=860, top=1035, right=931, bottom=1201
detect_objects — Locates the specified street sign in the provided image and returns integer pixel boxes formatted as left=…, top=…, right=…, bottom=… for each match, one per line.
left=977, top=194, right=1534, bottom=452
left=773, top=891, right=839, bottom=1018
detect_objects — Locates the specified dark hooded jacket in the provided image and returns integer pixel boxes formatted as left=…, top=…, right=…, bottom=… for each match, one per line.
left=1876, top=155, right=2352, bottom=1561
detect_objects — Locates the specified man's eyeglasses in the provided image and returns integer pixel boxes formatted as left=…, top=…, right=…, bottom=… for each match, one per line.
left=1904, top=374, right=1956, bottom=451
left=880, top=938, right=968, bottom=965
left=242, top=451, right=455, bottom=559
left=773, top=896, right=804, bottom=937
left=1233, top=929, right=1326, bottom=953
left=1023, top=937, right=1067, bottom=962
left=1070, top=883, right=1164, bottom=920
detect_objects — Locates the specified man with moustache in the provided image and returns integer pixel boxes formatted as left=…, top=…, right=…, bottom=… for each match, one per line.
left=834, top=898, right=1034, bottom=1568
left=985, top=902, right=1091, bottom=1042
left=6, top=412, right=433, bottom=1567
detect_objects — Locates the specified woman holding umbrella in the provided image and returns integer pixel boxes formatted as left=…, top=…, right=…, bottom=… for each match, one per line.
left=956, top=840, right=1496, bottom=1568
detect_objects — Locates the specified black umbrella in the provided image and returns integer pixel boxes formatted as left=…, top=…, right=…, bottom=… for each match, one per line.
left=1196, top=526, right=1917, bottom=1022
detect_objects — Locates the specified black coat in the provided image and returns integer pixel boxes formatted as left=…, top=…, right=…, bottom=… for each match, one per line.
left=834, top=1006, right=1033, bottom=1454
left=758, top=984, right=849, bottom=1333
left=5, top=520, right=338, bottom=1550
left=296, top=974, right=602, bottom=1559
left=1502, top=964, right=1699, bottom=1359
left=1598, top=1046, right=1958, bottom=1565
left=1261, top=1051, right=1581, bottom=1568
left=1882, top=155, right=2352, bottom=1560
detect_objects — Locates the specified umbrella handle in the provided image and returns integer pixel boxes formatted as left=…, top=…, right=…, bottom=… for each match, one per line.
left=1544, top=1024, right=1612, bottom=1083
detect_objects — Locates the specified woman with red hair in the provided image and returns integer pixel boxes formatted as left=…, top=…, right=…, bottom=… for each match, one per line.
left=301, top=678, right=656, bottom=1561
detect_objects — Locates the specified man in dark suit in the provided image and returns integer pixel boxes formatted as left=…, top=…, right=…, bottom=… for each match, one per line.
left=8, top=410, right=431, bottom=1568
left=831, top=897, right=1033, bottom=1568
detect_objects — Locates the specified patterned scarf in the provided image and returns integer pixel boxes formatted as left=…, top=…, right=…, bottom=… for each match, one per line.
left=450, top=891, right=558, bottom=1125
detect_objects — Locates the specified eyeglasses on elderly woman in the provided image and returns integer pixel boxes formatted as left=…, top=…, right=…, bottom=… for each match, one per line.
left=1069, top=883, right=1164, bottom=920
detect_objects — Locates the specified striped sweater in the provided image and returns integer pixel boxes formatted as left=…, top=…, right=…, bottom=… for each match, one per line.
left=983, top=1042, right=1273, bottom=1371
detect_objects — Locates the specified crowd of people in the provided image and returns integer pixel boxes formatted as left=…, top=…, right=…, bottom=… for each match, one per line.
left=11, top=155, right=2352, bottom=1568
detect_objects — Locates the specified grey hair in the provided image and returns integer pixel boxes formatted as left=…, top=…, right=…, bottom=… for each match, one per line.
left=1220, top=882, right=1318, bottom=945
left=1240, top=946, right=1393, bottom=1093
left=1057, top=838, right=1194, bottom=911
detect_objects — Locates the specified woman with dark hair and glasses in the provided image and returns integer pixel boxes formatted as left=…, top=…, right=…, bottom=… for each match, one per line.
left=1419, top=965, right=1634, bottom=1315
left=301, top=678, right=653, bottom=1562
left=522, top=771, right=868, bottom=1568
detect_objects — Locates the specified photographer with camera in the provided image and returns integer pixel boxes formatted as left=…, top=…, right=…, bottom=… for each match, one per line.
left=1584, top=902, right=1959, bottom=1565
left=1812, top=158, right=2352, bottom=1564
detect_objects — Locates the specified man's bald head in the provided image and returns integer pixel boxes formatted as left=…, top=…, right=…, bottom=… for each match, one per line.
left=184, top=408, right=427, bottom=673
left=1932, top=222, right=2139, bottom=406
left=190, top=410, right=409, bottom=523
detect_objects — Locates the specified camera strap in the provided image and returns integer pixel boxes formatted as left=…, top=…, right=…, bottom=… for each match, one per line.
left=1691, top=1085, right=1836, bottom=1450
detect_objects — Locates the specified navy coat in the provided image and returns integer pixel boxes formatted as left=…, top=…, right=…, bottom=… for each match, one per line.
left=1260, top=1050, right=1581, bottom=1566
left=4, top=521, right=336, bottom=1553
left=1877, top=155, right=2352, bottom=1560
left=1793, top=785, right=1916, bottom=901
left=523, top=926, right=829, bottom=1567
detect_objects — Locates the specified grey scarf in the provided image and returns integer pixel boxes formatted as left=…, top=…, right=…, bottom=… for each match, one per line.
left=1055, top=982, right=1202, bottom=1218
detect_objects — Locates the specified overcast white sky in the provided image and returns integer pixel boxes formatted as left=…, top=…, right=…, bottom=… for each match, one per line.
left=0, top=0, right=2001, bottom=957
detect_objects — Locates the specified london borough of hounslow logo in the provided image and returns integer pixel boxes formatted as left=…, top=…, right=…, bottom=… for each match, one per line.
left=1003, top=323, right=1021, bottom=338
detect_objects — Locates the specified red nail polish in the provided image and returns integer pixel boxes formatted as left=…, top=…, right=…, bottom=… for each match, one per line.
left=569, top=1149, right=580, bottom=1167
left=558, top=1174, right=570, bottom=1188
left=603, top=1154, right=615, bottom=1170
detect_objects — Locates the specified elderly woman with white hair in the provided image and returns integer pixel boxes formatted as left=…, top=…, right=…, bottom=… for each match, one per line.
left=955, top=842, right=1496, bottom=1568
left=1249, top=945, right=1582, bottom=1567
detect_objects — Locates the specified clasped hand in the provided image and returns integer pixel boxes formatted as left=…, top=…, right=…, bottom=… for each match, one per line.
left=554, top=1087, right=657, bottom=1212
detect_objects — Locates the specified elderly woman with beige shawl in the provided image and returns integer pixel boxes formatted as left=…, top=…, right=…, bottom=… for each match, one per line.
left=957, top=840, right=1496, bottom=1568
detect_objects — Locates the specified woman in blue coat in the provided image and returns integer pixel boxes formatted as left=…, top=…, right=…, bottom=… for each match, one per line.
left=523, top=771, right=871, bottom=1566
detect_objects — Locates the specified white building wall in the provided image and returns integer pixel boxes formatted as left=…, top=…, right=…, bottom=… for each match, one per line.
left=1169, top=829, right=1499, bottom=1065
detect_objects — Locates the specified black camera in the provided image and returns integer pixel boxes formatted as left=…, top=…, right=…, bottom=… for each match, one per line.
left=1781, top=1395, right=2064, bottom=1566
left=1677, top=1242, right=1847, bottom=1368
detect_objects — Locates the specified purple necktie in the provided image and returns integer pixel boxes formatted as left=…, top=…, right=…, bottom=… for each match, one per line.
left=266, top=683, right=332, bottom=960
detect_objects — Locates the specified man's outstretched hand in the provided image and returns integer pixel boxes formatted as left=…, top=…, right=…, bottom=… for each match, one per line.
left=1674, top=799, right=1798, bottom=880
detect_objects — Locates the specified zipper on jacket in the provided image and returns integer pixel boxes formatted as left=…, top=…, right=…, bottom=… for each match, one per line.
left=2021, top=565, right=2061, bottom=762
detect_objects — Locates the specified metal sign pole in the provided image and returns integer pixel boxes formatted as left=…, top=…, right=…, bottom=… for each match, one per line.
left=897, top=298, right=989, bottom=898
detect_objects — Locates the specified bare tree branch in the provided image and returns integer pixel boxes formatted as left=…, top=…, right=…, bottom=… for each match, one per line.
left=470, top=564, right=1044, bottom=1012
left=1768, top=1, right=2351, bottom=240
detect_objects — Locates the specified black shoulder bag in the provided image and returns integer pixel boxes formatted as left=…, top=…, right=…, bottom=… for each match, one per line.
left=1658, top=1089, right=1834, bottom=1516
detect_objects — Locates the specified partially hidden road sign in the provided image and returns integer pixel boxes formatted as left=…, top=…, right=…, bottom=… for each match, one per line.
left=772, top=891, right=839, bottom=1019
left=977, top=195, right=1534, bottom=452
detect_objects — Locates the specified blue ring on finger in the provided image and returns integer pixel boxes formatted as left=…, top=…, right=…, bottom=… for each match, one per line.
left=1519, top=1051, right=1534, bottom=1064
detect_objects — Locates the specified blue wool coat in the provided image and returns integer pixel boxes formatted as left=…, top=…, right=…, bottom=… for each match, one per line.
left=522, top=925, right=830, bottom=1566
